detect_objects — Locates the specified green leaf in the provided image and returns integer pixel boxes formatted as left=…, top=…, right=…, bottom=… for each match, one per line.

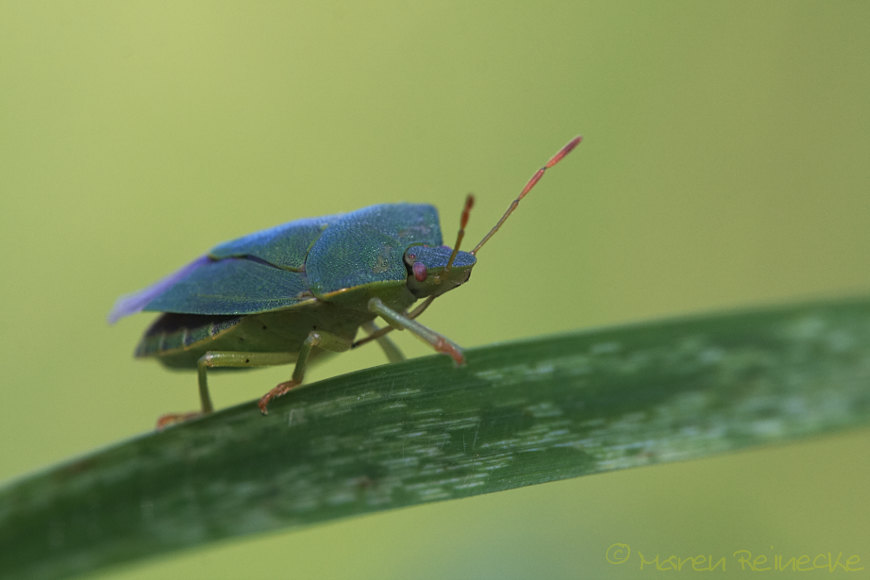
left=2, top=297, right=870, bottom=579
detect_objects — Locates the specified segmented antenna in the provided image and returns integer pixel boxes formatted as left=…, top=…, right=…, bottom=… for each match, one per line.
left=471, top=135, right=582, bottom=256
left=444, top=194, right=475, bottom=271
left=351, top=136, right=582, bottom=353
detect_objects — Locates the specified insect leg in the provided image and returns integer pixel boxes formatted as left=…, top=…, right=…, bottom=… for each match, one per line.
left=257, top=330, right=351, bottom=415
left=156, top=351, right=295, bottom=428
left=361, top=320, right=405, bottom=363
left=352, top=295, right=434, bottom=350
left=367, top=297, right=465, bottom=365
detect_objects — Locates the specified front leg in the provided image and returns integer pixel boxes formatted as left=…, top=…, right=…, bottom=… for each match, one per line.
left=367, top=297, right=465, bottom=365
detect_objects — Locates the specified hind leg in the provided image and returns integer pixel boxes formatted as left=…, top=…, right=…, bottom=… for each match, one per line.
left=156, top=350, right=295, bottom=428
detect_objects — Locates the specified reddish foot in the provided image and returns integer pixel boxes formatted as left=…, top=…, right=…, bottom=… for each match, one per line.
left=156, top=411, right=203, bottom=430
left=258, top=380, right=299, bottom=415
left=434, top=337, right=466, bottom=366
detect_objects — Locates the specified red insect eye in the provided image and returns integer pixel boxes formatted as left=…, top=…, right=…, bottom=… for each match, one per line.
left=413, top=261, right=428, bottom=282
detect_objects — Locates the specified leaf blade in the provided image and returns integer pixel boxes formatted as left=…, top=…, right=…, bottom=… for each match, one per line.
left=2, top=297, right=870, bottom=579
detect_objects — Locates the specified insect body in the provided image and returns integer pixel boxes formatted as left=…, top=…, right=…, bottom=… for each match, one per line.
left=110, top=136, right=582, bottom=426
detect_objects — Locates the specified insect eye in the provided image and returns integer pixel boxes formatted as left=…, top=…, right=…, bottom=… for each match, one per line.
left=413, top=261, right=428, bottom=282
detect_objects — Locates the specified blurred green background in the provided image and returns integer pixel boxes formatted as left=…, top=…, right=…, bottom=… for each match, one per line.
left=2, top=2, right=869, bottom=578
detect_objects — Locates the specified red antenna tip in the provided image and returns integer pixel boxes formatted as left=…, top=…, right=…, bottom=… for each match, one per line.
left=471, top=135, right=583, bottom=255
left=546, top=135, right=583, bottom=168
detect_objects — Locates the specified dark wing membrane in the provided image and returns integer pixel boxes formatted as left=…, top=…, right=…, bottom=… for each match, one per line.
left=109, top=213, right=345, bottom=322
left=109, top=256, right=211, bottom=322
left=109, top=256, right=310, bottom=320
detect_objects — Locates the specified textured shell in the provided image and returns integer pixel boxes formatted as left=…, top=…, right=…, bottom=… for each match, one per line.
left=108, top=203, right=442, bottom=321
left=306, top=204, right=442, bottom=298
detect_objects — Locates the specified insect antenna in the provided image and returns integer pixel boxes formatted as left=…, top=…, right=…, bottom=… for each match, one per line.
left=353, top=137, right=580, bottom=352
left=444, top=193, right=475, bottom=271
left=471, top=135, right=582, bottom=256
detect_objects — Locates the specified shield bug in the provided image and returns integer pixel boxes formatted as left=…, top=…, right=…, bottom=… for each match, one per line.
left=110, top=136, right=582, bottom=426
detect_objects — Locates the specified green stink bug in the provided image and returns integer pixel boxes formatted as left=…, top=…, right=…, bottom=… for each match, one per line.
left=110, top=136, right=582, bottom=426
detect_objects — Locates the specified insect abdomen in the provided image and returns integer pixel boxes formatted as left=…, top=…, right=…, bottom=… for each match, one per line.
left=136, top=313, right=243, bottom=365
left=136, top=302, right=376, bottom=369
